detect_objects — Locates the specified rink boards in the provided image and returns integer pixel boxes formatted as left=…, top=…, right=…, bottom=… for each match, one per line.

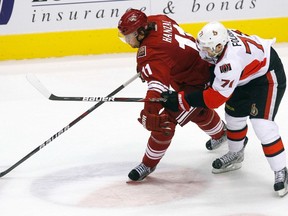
left=0, top=17, right=287, bottom=61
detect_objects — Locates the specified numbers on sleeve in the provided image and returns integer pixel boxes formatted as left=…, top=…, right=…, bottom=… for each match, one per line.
left=142, top=63, right=153, bottom=77
left=221, top=79, right=234, bottom=88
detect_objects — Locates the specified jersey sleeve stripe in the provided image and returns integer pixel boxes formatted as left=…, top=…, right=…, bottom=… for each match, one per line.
left=203, top=87, right=228, bottom=109
left=147, top=80, right=169, bottom=93
left=240, top=58, right=267, bottom=80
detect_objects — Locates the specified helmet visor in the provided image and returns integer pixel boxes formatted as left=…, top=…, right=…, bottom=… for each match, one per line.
left=118, top=30, right=138, bottom=44
left=199, top=49, right=218, bottom=64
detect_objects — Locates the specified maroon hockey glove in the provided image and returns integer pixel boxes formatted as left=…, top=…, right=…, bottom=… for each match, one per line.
left=161, top=91, right=190, bottom=112
left=138, top=109, right=173, bottom=135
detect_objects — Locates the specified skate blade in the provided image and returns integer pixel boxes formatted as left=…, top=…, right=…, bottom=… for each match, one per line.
left=126, top=178, right=146, bottom=184
left=212, top=163, right=242, bottom=174
left=126, top=179, right=139, bottom=184
left=277, top=187, right=288, bottom=197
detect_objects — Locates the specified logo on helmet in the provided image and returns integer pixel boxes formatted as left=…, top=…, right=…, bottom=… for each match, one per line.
left=128, top=14, right=137, bottom=22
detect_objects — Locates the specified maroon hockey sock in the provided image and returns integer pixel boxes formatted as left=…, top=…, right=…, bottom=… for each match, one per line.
left=142, top=135, right=171, bottom=168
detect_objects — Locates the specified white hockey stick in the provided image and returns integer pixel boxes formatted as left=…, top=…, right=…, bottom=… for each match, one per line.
left=26, top=73, right=51, bottom=98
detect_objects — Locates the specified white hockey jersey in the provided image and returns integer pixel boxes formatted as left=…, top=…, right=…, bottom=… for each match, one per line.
left=203, top=29, right=275, bottom=108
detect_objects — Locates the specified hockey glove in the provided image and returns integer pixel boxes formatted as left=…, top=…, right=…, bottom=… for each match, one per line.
left=161, top=91, right=190, bottom=112
left=138, top=109, right=173, bottom=135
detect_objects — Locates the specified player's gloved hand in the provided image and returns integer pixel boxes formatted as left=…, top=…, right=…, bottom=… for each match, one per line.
left=161, top=90, right=190, bottom=112
left=138, top=109, right=173, bottom=135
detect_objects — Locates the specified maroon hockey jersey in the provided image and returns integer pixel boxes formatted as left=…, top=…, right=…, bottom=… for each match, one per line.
left=136, top=15, right=210, bottom=113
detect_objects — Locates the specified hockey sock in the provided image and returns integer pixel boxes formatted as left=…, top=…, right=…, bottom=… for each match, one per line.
left=227, top=125, right=248, bottom=152
left=142, top=134, right=171, bottom=168
left=194, top=109, right=225, bottom=140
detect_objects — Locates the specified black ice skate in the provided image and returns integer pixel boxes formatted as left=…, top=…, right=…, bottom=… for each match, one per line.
left=212, top=137, right=248, bottom=174
left=206, top=123, right=227, bottom=150
left=274, top=167, right=288, bottom=197
left=128, top=163, right=156, bottom=181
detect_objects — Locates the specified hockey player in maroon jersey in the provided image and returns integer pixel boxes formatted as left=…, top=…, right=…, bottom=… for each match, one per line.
left=118, top=9, right=227, bottom=181
left=161, top=21, right=287, bottom=197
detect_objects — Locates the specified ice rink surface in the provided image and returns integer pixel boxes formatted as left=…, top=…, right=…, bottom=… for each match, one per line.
left=0, top=43, right=288, bottom=216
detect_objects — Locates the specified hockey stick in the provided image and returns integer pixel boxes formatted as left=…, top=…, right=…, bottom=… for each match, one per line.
left=26, top=73, right=166, bottom=103
left=0, top=73, right=139, bottom=178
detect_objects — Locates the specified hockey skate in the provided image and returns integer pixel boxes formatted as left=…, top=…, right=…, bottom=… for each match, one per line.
left=212, top=137, right=248, bottom=174
left=206, top=127, right=227, bottom=150
left=128, top=163, right=156, bottom=181
left=274, top=167, right=288, bottom=197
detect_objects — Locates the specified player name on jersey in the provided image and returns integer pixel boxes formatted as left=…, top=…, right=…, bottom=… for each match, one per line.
left=162, top=20, right=173, bottom=43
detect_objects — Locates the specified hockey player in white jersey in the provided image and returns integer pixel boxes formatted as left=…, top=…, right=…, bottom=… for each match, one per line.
left=161, top=21, right=287, bottom=197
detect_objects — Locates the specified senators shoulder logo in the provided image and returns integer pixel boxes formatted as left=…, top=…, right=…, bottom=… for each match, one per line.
left=219, top=63, right=232, bottom=73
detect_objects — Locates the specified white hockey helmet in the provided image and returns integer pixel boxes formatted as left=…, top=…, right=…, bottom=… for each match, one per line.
left=196, top=21, right=228, bottom=63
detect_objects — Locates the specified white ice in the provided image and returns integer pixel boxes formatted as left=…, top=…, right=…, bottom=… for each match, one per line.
left=0, top=44, right=288, bottom=216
